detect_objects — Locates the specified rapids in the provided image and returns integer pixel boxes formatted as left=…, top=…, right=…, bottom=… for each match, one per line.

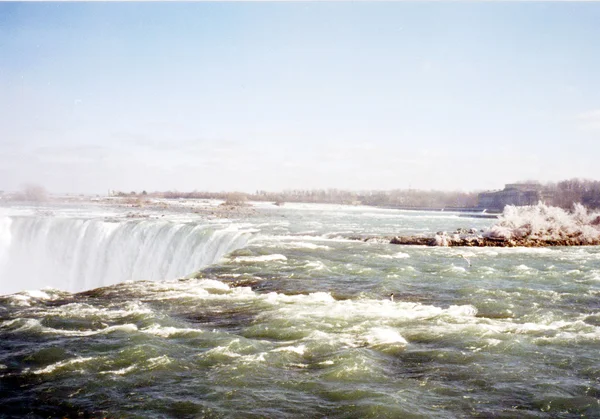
left=0, top=201, right=598, bottom=418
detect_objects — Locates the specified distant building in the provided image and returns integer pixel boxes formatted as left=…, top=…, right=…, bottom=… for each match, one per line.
left=478, top=183, right=550, bottom=211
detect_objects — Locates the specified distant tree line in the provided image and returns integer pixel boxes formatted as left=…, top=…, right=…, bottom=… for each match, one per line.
left=112, top=188, right=479, bottom=209
left=544, top=179, right=600, bottom=210
left=476, top=179, right=600, bottom=211
left=109, top=179, right=600, bottom=211
left=8, top=178, right=600, bottom=211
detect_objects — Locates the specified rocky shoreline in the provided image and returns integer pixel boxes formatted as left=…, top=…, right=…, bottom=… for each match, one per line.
left=389, top=233, right=600, bottom=247
left=349, top=229, right=600, bottom=247
left=108, top=197, right=259, bottom=219
left=347, top=203, right=600, bottom=248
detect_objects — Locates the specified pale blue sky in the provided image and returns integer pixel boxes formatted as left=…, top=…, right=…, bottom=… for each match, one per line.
left=1, top=2, right=599, bottom=194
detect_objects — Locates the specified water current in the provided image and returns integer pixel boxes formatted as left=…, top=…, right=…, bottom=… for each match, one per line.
left=0, top=201, right=598, bottom=418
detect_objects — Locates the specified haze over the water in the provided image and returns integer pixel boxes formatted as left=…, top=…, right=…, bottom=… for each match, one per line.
left=1, top=2, right=599, bottom=194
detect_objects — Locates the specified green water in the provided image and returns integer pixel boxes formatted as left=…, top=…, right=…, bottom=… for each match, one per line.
left=0, top=203, right=599, bottom=418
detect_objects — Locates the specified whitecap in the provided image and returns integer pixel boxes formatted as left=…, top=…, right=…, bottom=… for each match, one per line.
left=99, top=365, right=137, bottom=376
left=378, top=252, right=410, bottom=259
left=32, top=356, right=97, bottom=375
left=271, top=345, right=306, bottom=355
left=446, top=305, right=478, bottom=317
left=146, top=355, right=172, bottom=369
left=234, top=254, right=288, bottom=263
left=364, top=327, right=408, bottom=348
left=287, top=241, right=331, bottom=250
left=142, top=323, right=204, bottom=338
left=304, top=261, right=327, bottom=271
left=21, top=290, right=53, bottom=299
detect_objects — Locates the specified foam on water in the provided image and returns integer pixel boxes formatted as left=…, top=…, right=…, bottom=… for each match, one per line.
left=141, top=323, right=206, bottom=338
left=1, top=203, right=599, bottom=418
left=485, top=202, right=600, bottom=242
left=2, top=268, right=599, bottom=417
left=364, top=327, right=408, bottom=351
left=283, top=241, right=332, bottom=250
left=233, top=254, right=288, bottom=263
left=0, top=316, right=141, bottom=337
left=99, top=365, right=138, bottom=376
left=304, top=260, right=328, bottom=271
left=41, top=300, right=154, bottom=321
left=1, top=288, right=69, bottom=307
left=377, top=251, right=411, bottom=259
left=32, top=356, right=97, bottom=375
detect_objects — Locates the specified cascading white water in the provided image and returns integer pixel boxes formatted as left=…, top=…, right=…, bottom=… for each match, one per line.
left=0, top=215, right=251, bottom=295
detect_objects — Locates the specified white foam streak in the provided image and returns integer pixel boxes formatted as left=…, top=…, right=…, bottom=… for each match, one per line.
left=3, top=289, right=63, bottom=307
left=42, top=301, right=154, bottom=321
left=233, top=254, right=287, bottom=263
left=378, top=252, right=411, bottom=259
left=32, top=356, right=96, bottom=375
left=100, top=365, right=137, bottom=376
left=305, top=261, right=328, bottom=271
left=282, top=241, right=332, bottom=250
left=141, top=324, right=204, bottom=338
left=271, top=344, right=306, bottom=355
left=364, top=327, right=408, bottom=347
left=44, top=323, right=139, bottom=337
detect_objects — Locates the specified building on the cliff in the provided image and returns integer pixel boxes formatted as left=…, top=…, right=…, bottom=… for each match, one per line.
left=478, top=183, right=550, bottom=211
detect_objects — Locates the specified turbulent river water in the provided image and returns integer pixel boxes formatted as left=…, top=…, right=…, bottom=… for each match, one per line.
left=0, top=201, right=599, bottom=418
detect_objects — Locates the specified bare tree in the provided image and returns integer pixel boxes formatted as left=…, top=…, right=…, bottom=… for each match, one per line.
left=21, top=184, right=48, bottom=202
left=223, top=192, right=248, bottom=206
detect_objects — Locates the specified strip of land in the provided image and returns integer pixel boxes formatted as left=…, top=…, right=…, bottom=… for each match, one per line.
left=350, top=231, right=600, bottom=247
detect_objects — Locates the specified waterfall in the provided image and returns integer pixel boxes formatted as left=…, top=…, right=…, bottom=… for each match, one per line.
left=0, top=215, right=251, bottom=295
